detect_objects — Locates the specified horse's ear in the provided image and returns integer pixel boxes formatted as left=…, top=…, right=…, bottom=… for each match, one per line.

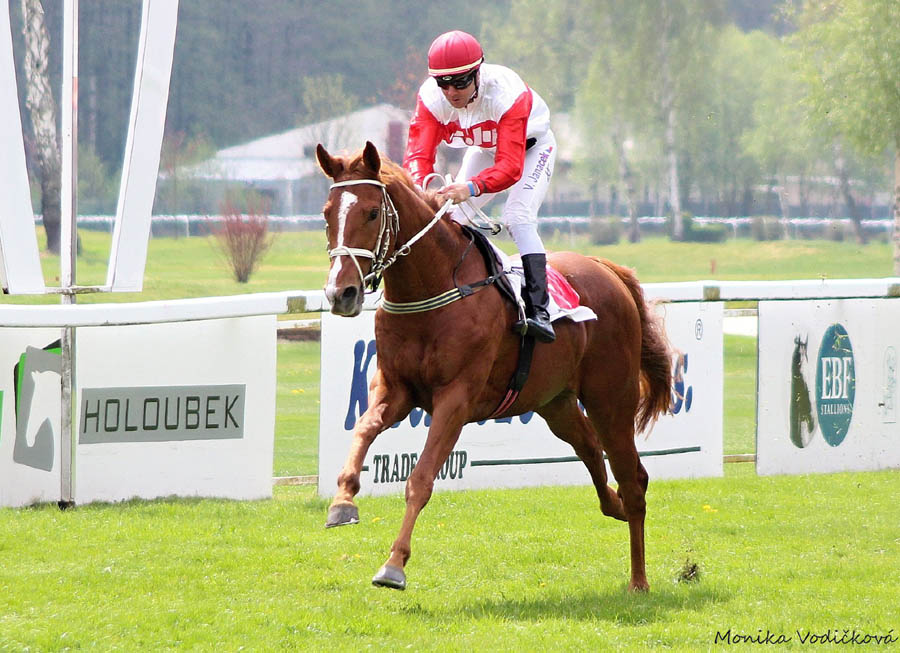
left=362, top=141, right=381, bottom=176
left=316, top=143, right=342, bottom=179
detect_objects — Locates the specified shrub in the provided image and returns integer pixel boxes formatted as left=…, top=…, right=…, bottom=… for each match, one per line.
left=751, top=216, right=785, bottom=241
left=826, top=220, right=847, bottom=242
left=672, top=213, right=729, bottom=243
left=685, top=222, right=728, bottom=243
left=216, top=197, right=274, bottom=283
left=590, top=217, right=622, bottom=245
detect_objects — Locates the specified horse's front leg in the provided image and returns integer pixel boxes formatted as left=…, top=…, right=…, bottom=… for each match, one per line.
left=326, top=370, right=412, bottom=528
left=372, top=386, right=470, bottom=590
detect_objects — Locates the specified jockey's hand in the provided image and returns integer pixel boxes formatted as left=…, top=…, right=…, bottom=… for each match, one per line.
left=435, top=182, right=471, bottom=205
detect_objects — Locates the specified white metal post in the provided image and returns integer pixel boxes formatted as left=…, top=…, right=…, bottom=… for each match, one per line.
left=60, top=0, right=78, bottom=505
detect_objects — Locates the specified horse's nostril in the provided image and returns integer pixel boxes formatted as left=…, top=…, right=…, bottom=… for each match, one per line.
left=340, top=286, right=359, bottom=304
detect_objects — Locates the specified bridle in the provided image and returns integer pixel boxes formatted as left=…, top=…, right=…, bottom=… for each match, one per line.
left=327, top=179, right=400, bottom=292
left=327, top=178, right=452, bottom=292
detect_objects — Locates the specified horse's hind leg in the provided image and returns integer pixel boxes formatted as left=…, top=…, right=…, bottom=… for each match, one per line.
left=326, top=370, right=412, bottom=527
left=538, top=393, right=627, bottom=521
left=576, top=378, right=650, bottom=593
left=585, top=402, right=650, bottom=593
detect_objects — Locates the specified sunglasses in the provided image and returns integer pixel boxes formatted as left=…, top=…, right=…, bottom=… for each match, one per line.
left=435, top=70, right=477, bottom=90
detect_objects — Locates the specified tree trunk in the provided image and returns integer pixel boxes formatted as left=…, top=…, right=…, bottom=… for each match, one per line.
left=893, top=147, right=900, bottom=276
left=612, top=125, right=640, bottom=243
left=834, top=145, right=867, bottom=245
left=659, top=6, right=682, bottom=240
left=777, top=175, right=790, bottom=220
left=21, top=0, right=61, bottom=254
left=778, top=174, right=791, bottom=239
left=666, top=108, right=682, bottom=239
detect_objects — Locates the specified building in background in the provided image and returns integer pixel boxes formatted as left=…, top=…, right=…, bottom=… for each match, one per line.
left=169, top=104, right=411, bottom=216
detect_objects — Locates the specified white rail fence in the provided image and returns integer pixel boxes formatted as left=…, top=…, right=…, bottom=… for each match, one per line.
left=3, top=277, right=898, bottom=328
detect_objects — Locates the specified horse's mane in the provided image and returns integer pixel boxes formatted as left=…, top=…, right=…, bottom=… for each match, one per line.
left=345, top=148, right=441, bottom=212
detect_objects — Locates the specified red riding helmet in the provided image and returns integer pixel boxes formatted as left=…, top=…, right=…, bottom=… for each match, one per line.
left=427, top=30, right=484, bottom=77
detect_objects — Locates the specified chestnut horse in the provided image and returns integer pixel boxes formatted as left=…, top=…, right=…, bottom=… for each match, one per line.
left=316, top=141, right=672, bottom=592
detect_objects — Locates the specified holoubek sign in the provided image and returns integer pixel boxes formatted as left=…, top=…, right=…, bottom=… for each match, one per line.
left=318, top=301, right=723, bottom=498
left=79, top=385, right=245, bottom=443
left=757, top=298, right=900, bottom=475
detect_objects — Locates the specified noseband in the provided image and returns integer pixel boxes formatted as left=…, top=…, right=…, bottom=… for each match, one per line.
left=327, top=178, right=452, bottom=293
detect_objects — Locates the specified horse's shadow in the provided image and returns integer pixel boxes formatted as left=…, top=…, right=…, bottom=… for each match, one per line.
left=436, top=584, right=728, bottom=624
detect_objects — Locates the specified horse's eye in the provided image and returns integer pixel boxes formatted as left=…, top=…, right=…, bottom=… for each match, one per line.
left=368, top=208, right=379, bottom=221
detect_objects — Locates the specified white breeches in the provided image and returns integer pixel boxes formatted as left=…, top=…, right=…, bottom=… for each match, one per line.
left=451, top=130, right=556, bottom=256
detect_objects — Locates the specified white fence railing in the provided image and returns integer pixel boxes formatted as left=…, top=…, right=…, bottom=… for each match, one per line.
left=34, top=214, right=897, bottom=235
left=3, top=278, right=898, bottom=328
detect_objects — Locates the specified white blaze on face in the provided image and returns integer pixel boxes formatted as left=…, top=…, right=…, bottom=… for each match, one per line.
left=325, top=191, right=358, bottom=302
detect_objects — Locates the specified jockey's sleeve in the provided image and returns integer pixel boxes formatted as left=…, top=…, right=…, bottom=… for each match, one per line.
left=470, top=89, right=533, bottom=195
left=403, top=95, right=443, bottom=187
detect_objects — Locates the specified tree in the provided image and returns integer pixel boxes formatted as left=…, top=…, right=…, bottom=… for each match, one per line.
left=575, top=1, right=651, bottom=241
left=296, top=73, right=360, bottom=156
left=297, top=74, right=358, bottom=125
left=20, top=0, right=61, bottom=253
left=742, top=33, right=825, bottom=221
left=631, top=0, right=725, bottom=239
left=789, top=0, right=900, bottom=269
left=483, top=0, right=597, bottom=111
left=682, top=27, right=766, bottom=218
left=157, top=130, right=215, bottom=217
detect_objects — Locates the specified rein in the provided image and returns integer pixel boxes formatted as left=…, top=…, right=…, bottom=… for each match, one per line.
left=421, top=172, right=503, bottom=236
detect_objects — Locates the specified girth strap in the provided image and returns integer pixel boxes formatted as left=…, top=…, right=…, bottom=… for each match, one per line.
left=488, top=334, right=537, bottom=419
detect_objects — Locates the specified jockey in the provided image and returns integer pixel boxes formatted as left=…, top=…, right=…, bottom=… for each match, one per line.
left=403, top=30, right=557, bottom=343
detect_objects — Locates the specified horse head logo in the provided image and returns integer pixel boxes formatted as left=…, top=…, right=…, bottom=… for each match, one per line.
left=789, top=334, right=815, bottom=448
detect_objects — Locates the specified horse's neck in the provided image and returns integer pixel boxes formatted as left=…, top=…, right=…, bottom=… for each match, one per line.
left=382, top=187, right=471, bottom=303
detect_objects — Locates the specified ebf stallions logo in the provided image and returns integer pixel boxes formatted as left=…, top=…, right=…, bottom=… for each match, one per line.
left=815, top=323, right=855, bottom=446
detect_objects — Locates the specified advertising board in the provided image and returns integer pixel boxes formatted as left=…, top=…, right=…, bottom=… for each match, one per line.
left=0, top=329, right=65, bottom=507
left=757, top=298, right=900, bottom=475
left=318, top=301, right=723, bottom=497
left=73, top=316, right=276, bottom=503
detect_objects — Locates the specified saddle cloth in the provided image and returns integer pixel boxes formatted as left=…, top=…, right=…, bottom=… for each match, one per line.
left=486, top=239, right=597, bottom=324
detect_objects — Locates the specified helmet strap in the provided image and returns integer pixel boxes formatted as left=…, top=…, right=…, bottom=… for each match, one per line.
left=467, top=70, right=480, bottom=105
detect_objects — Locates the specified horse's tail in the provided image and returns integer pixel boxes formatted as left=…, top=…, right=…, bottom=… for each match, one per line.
left=599, top=258, right=673, bottom=434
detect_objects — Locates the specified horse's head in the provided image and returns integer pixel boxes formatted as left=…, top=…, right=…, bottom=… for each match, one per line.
left=316, top=141, right=395, bottom=317
left=792, top=334, right=809, bottom=369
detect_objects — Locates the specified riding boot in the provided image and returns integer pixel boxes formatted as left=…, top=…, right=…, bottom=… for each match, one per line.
left=513, top=253, right=556, bottom=343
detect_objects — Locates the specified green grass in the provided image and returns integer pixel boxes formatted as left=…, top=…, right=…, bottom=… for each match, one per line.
left=16, top=229, right=897, bottom=305
left=0, top=472, right=896, bottom=650
left=274, top=340, right=320, bottom=477
left=724, top=334, right=757, bottom=456
left=1, top=230, right=898, bottom=649
left=25, top=229, right=330, bottom=304
left=539, top=232, right=895, bottom=281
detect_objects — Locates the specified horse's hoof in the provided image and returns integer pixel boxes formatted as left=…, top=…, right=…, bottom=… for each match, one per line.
left=372, top=564, right=406, bottom=590
left=628, top=580, right=650, bottom=593
left=325, top=503, right=359, bottom=528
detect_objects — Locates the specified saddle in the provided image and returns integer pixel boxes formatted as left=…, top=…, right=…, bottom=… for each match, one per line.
left=459, top=225, right=519, bottom=305
left=460, top=225, right=597, bottom=325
